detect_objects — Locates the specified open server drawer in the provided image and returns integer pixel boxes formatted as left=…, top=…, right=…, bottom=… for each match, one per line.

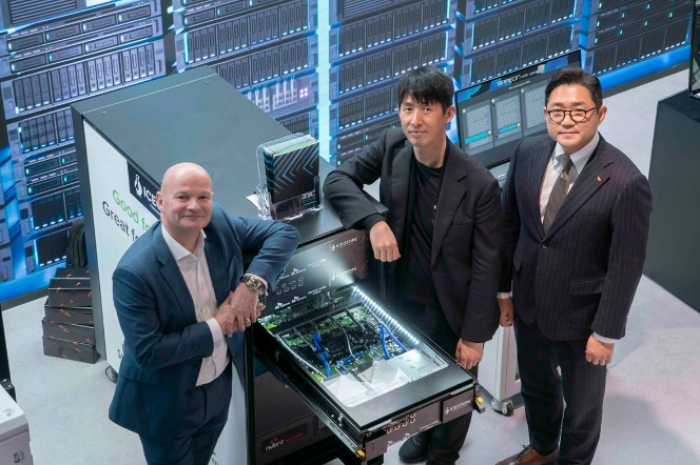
left=252, top=228, right=478, bottom=463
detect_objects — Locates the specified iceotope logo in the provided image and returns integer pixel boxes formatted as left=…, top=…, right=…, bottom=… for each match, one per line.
left=134, top=174, right=143, bottom=197
left=331, top=266, right=357, bottom=282
left=445, top=400, right=471, bottom=415
left=331, top=236, right=358, bottom=252
left=128, top=164, right=160, bottom=218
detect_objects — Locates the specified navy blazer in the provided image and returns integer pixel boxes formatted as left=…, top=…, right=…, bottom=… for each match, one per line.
left=500, top=135, right=652, bottom=341
left=324, top=128, right=502, bottom=343
left=108, top=204, right=300, bottom=440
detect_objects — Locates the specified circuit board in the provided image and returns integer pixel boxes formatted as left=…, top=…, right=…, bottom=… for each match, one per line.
left=278, top=304, right=410, bottom=381
left=258, top=286, right=448, bottom=407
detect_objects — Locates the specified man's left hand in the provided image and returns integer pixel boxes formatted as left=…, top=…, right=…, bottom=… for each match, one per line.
left=230, top=282, right=260, bottom=331
left=455, top=339, right=483, bottom=370
left=585, top=334, right=615, bottom=366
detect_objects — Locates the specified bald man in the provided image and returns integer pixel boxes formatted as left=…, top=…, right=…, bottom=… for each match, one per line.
left=108, top=163, right=300, bottom=465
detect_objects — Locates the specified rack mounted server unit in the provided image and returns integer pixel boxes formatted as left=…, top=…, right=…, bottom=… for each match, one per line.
left=253, top=227, right=479, bottom=462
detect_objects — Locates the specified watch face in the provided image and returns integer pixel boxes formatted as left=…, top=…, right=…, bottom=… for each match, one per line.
left=244, top=275, right=262, bottom=290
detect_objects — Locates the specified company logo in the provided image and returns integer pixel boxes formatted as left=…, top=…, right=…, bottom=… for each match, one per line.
left=331, top=236, right=358, bottom=251
left=264, top=437, right=285, bottom=452
left=262, top=430, right=305, bottom=453
left=134, top=174, right=143, bottom=197
left=274, top=300, right=292, bottom=310
left=128, top=164, right=159, bottom=217
left=331, top=266, right=357, bottom=282
left=496, top=68, right=539, bottom=88
left=444, top=400, right=471, bottom=415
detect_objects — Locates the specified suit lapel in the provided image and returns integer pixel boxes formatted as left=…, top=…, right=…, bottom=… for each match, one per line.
left=432, top=141, right=467, bottom=265
left=389, top=141, right=413, bottom=250
left=528, top=138, right=555, bottom=239
left=545, top=139, right=614, bottom=238
left=153, top=223, right=197, bottom=325
left=204, top=232, right=228, bottom=302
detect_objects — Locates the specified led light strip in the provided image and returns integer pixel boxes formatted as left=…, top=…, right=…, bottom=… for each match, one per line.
left=351, top=286, right=420, bottom=346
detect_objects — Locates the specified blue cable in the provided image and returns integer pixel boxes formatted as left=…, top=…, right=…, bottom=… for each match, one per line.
left=312, top=333, right=332, bottom=377
left=312, top=333, right=324, bottom=352
left=379, top=326, right=391, bottom=360
left=380, top=324, right=408, bottom=353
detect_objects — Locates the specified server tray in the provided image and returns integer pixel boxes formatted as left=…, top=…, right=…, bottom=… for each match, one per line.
left=254, top=286, right=476, bottom=460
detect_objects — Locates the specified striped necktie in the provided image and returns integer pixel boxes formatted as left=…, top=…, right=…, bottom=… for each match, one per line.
left=543, top=154, right=573, bottom=233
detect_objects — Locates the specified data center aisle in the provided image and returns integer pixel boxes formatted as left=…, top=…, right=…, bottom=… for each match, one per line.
left=5, top=71, right=700, bottom=465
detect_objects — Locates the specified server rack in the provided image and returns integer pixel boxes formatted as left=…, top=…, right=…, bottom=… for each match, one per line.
left=0, top=0, right=167, bottom=298
left=329, top=0, right=455, bottom=165
left=1, top=0, right=697, bottom=301
left=0, top=0, right=114, bottom=30
left=172, top=0, right=320, bottom=138
left=581, top=0, right=693, bottom=78
left=454, top=0, right=581, bottom=88
left=0, top=150, right=16, bottom=284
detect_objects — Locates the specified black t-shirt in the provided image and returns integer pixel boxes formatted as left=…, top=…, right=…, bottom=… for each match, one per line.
left=402, top=151, right=446, bottom=305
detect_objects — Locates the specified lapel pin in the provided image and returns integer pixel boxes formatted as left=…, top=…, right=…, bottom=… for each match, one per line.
left=596, top=176, right=601, bottom=182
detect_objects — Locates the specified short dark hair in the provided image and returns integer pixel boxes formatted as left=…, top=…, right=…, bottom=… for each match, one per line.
left=545, top=67, right=603, bottom=109
left=397, top=66, right=454, bottom=112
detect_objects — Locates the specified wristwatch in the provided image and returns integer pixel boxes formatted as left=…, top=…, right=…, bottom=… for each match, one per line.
left=241, top=274, right=268, bottom=304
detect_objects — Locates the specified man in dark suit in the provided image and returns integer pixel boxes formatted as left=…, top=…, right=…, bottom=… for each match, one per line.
left=324, top=66, right=502, bottom=465
left=109, top=162, right=300, bottom=465
left=496, top=68, right=652, bottom=465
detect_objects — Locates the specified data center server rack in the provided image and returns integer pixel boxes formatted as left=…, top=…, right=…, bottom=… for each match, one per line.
left=329, top=0, right=456, bottom=165
left=252, top=226, right=479, bottom=464
left=581, top=0, right=694, bottom=77
left=0, top=0, right=116, bottom=30
left=171, top=0, right=320, bottom=139
left=454, top=0, right=581, bottom=88
left=0, top=0, right=167, bottom=285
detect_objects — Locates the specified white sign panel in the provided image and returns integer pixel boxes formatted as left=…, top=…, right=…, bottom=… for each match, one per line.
left=84, top=121, right=157, bottom=372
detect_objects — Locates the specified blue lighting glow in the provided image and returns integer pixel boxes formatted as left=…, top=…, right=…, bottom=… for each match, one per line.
left=599, top=45, right=689, bottom=90
left=5, top=199, right=20, bottom=230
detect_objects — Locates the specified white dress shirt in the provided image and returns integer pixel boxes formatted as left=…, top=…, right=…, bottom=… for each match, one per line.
left=539, top=132, right=600, bottom=221
left=161, top=227, right=230, bottom=386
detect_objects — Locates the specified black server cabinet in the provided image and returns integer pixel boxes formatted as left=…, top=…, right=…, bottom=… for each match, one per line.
left=645, top=92, right=700, bottom=312
left=72, top=67, right=479, bottom=464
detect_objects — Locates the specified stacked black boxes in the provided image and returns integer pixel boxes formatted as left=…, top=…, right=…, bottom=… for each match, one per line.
left=42, top=268, right=98, bottom=364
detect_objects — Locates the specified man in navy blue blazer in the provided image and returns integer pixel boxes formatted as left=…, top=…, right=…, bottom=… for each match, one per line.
left=108, top=162, right=300, bottom=465
left=496, top=69, right=652, bottom=465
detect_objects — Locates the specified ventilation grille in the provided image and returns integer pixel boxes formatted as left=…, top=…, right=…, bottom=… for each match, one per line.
left=340, top=0, right=395, bottom=21
left=9, top=0, right=78, bottom=27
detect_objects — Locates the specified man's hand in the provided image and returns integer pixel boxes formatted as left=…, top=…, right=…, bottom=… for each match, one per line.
left=369, top=221, right=401, bottom=262
left=585, top=334, right=615, bottom=366
left=229, top=282, right=261, bottom=332
left=214, top=289, right=265, bottom=338
left=498, top=297, right=514, bottom=327
left=255, top=302, right=265, bottom=319
left=455, top=338, right=484, bottom=370
left=214, top=292, right=236, bottom=337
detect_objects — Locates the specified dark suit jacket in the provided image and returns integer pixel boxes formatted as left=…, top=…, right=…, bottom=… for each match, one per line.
left=324, top=128, right=502, bottom=343
left=500, top=135, right=652, bottom=341
left=108, top=203, right=300, bottom=440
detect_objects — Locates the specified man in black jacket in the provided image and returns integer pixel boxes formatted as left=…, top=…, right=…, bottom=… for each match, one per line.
left=324, top=67, right=502, bottom=465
